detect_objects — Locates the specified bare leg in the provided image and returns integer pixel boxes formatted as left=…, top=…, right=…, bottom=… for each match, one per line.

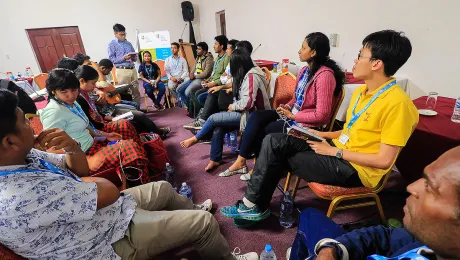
left=205, top=160, right=221, bottom=172
left=180, top=136, right=198, bottom=148
left=228, top=155, right=247, bottom=171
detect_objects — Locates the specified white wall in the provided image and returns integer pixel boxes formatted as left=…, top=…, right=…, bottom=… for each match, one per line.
left=0, top=0, right=192, bottom=76
left=195, top=0, right=460, bottom=98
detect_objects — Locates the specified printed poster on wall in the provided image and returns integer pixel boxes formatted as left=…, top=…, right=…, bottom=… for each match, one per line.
left=138, top=31, right=172, bottom=61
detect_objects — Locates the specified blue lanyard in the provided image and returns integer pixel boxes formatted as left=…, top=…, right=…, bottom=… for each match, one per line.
left=60, top=101, right=97, bottom=132
left=295, top=68, right=311, bottom=101
left=213, top=53, right=227, bottom=71
left=145, top=64, right=153, bottom=78
left=347, top=80, right=396, bottom=130
left=0, top=159, right=81, bottom=182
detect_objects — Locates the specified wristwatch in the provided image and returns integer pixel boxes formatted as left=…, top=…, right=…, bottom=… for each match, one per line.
left=64, top=139, right=81, bottom=155
left=335, top=148, right=343, bottom=159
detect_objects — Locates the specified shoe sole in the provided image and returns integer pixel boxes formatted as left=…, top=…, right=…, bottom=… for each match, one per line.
left=183, top=125, right=203, bottom=130
left=233, top=218, right=258, bottom=228
left=220, top=209, right=271, bottom=221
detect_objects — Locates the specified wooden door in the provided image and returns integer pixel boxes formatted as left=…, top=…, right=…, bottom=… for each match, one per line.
left=26, top=26, right=86, bottom=72
left=220, top=12, right=227, bottom=36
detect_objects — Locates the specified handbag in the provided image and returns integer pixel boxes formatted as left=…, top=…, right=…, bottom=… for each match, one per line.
left=140, top=133, right=169, bottom=178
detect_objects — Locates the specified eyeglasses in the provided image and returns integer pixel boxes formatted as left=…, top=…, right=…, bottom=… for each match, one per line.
left=357, top=52, right=374, bottom=61
left=118, top=32, right=127, bottom=36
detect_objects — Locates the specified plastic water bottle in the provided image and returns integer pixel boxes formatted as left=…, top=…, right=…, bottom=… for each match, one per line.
left=25, top=67, right=32, bottom=77
left=164, top=163, right=176, bottom=190
left=17, top=72, right=22, bottom=79
left=451, top=97, right=460, bottom=123
left=224, top=132, right=230, bottom=147
left=179, top=182, right=193, bottom=200
left=280, top=192, right=294, bottom=228
left=177, top=97, right=183, bottom=108
left=230, top=131, right=238, bottom=152
left=260, top=244, right=277, bottom=260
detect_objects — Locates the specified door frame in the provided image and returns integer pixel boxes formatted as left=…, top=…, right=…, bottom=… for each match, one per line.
left=26, top=26, right=86, bottom=72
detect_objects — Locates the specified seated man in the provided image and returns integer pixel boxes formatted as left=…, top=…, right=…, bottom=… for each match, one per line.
left=186, top=35, right=230, bottom=122
left=288, top=146, right=460, bottom=260
left=73, top=52, right=91, bottom=65
left=0, top=89, right=257, bottom=260
left=57, top=57, right=80, bottom=71
left=221, top=30, right=419, bottom=223
left=165, top=42, right=189, bottom=101
left=177, top=41, right=214, bottom=109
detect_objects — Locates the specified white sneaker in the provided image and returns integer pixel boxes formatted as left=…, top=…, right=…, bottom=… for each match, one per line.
left=240, top=173, right=251, bottom=181
left=286, top=247, right=292, bottom=259
left=193, top=199, right=212, bottom=212
left=232, top=247, right=258, bottom=260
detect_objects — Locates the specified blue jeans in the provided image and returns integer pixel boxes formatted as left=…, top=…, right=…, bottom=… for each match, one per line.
left=177, top=79, right=203, bottom=105
left=290, top=208, right=345, bottom=260
left=143, top=82, right=166, bottom=106
left=195, top=112, right=241, bottom=162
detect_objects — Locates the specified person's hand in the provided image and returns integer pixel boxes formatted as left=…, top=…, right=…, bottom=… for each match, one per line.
left=106, top=132, right=122, bottom=142
left=278, top=104, right=291, bottom=110
left=226, top=88, right=232, bottom=94
left=36, top=128, right=78, bottom=153
left=316, top=247, right=338, bottom=260
left=228, top=104, right=233, bottom=111
left=123, top=54, right=132, bottom=60
left=202, top=80, right=208, bottom=84
left=208, top=86, right=222, bottom=93
left=205, top=82, right=217, bottom=88
left=104, top=116, right=113, bottom=121
left=277, top=107, right=294, bottom=119
left=97, top=92, right=107, bottom=104
left=171, top=77, right=178, bottom=83
left=222, top=72, right=228, bottom=77
left=307, top=140, right=338, bottom=156
left=190, top=73, right=195, bottom=80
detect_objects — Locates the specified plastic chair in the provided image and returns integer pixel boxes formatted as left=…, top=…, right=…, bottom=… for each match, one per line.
left=154, top=60, right=174, bottom=108
left=272, top=72, right=296, bottom=108
left=33, top=73, right=48, bottom=90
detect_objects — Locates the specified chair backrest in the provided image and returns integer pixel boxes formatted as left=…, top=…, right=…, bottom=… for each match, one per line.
left=261, top=67, right=272, bottom=94
left=25, top=113, right=43, bottom=135
left=272, top=72, right=296, bottom=108
left=111, top=66, right=118, bottom=85
left=323, top=87, right=345, bottom=131
left=154, top=60, right=167, bottom=78
left=33, top=73, right=48, bottom=90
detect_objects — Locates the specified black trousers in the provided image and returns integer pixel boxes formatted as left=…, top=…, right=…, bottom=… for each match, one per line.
left=201, top=90, right=234, bottom=121
left=245, top=133, right=363, bottom=211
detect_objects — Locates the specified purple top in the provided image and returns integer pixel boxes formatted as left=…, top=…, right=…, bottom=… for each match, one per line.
left=107, top=38, right=137, bottom=67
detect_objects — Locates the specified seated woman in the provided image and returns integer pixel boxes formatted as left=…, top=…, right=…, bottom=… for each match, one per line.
left=138, top=51, right=166, bottom=111
left=180, top=49, right=271, bottom=172
left=75, top=65, right=170, bottom=137
left=225, top=32, right=345, bottom=180
left=40, top=68, right=149, bottom=180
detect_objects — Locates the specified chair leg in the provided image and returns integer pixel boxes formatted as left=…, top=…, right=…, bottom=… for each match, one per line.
left=325, top=193, right=387, bottom=224
left=291, top=176, right=300, bottom=198
left=283, top=172, right=292, bottom=192
left=374, top=194, right=387, bottom=224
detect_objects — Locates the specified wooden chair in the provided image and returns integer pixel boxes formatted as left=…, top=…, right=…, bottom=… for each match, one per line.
left=25, top=113, right=43, bottom=135
left=33, top=73, right=48, bottom=90
left=154, top=60, right=174, bottom=108
left=110, top=66, right=118, bottom=85
left=271, top=72, right=296, bottom=108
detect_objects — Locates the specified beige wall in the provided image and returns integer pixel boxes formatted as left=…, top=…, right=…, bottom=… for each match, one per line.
left=195, top=0, right=460, bottom=98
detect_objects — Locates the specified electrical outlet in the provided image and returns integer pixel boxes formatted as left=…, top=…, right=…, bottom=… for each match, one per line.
left=329, top=34, right=338, bottom=47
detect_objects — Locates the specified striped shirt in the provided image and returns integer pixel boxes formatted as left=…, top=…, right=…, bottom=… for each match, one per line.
left=108, top=38, right=137, bottom=67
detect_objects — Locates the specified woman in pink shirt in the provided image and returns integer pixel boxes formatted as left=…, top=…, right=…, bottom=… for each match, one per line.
left=220, top=32, right=345, bottom=179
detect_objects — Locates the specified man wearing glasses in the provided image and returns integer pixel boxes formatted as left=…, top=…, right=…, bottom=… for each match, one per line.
left=108, top=23, right=141, bottom=105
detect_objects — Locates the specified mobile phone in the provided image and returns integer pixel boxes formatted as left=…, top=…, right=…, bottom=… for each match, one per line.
left=94, top=136, right=107, bottom=141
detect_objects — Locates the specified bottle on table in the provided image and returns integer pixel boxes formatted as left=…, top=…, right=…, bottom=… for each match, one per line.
left=281, top=59, right=289, bottom=73
left=6, top=72, right=15, bottom=80
left=179, top=182, right=193, bottom=200
left=279, top=191, right=294, bottom=228
left=260, top=244, right=277, bottom=260
left=451, top=97, right=460, bottom=123
left=230, top=131, right=239, bottom=152
left=164, top=163, right=177, bottom=190
left=17, top=72, right=22, bottom=79
left=272, top=63, right=278, bottom=73
left=25, top=67, right=33, bottom=77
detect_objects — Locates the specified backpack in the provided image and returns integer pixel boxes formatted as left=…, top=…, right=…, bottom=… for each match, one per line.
left=139, top=133, right=169, bottom=180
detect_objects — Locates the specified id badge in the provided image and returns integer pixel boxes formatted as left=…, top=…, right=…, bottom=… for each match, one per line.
left=338, top=132, right=350, bottom=145
left=291, top=107, right=299, bottom=115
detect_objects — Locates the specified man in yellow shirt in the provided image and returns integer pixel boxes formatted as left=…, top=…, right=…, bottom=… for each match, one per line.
left=221, top=30, right=419, bottom=224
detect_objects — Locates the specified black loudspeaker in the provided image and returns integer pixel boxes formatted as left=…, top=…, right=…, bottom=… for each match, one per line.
left=181, top=1, right=194, bottom=21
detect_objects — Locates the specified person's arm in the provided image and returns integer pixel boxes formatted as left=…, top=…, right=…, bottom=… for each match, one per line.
left=35, top=128, right=89, bottom=177
left=129, top=42, right=137, bottom=62
left=180, top=58, right=189, bottom=79
left=196, top=55, right=214, bottom=79
left=80, top=176, right=120, bottom=209
left=292, top=72, right=335, bottom=125
left=315, top=227, right=419, bottom=260
left=76, top=96, right=105, bottom=130
left=90, top=62, right=106, bottom=81
left=138, top=65, right=150, bottom=84
left=164, top=58, right=173, bottom=79
left=108, top=42, right=125, bottom=65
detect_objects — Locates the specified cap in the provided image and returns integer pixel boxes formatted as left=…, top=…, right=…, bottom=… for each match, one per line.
left=264, top=244, right=272, bottom=252
left=182, top=182, right=187, bottom=186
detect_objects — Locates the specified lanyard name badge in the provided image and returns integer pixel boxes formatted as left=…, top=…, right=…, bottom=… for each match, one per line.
left=145, top=64, right=153, bottom=79
left=213, top=53, right=227, bottom=72
left=0, top=159, right=81, bottom=182
left=338, top=79, right=396, bottom=145
left=61, top=101, right=97, bottom=132
left=292, top=68, right=311, bottom=114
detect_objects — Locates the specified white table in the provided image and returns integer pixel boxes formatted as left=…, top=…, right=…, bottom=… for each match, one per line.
left=335, top=78, right=408, bottom=121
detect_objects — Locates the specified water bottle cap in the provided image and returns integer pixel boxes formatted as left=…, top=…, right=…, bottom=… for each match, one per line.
left=284, top=191, right=290, bottom=196
left=182, top=182, right=187, bottom=186
left=166, top=163, right=170, bottom=167
left=264, top=244, right=272, bottom=252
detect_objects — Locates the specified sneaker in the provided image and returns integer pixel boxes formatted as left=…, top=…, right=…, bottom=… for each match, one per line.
left=240, top=173, right=251, bottom=181
left=183, top=119, right=204, bottom=130
left=193, top=199, right=212, bottom=212
left=220, top=200, right=270, bottom=221
left=233, top=218, right=258, bottom=228
left=232, top=248, right=258, bottom=260
left=197, top=139, right=212, bottom=144
left=286, top=247, right=292, bottom=260
left=218, top=167, right=248, bottom=177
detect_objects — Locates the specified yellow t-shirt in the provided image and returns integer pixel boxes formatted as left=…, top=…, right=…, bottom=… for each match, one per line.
left=333, top=79, right=419, bottom=188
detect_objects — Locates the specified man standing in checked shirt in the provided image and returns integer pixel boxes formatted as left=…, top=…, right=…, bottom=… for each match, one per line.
left=108, top=23, right=141, bottom=105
